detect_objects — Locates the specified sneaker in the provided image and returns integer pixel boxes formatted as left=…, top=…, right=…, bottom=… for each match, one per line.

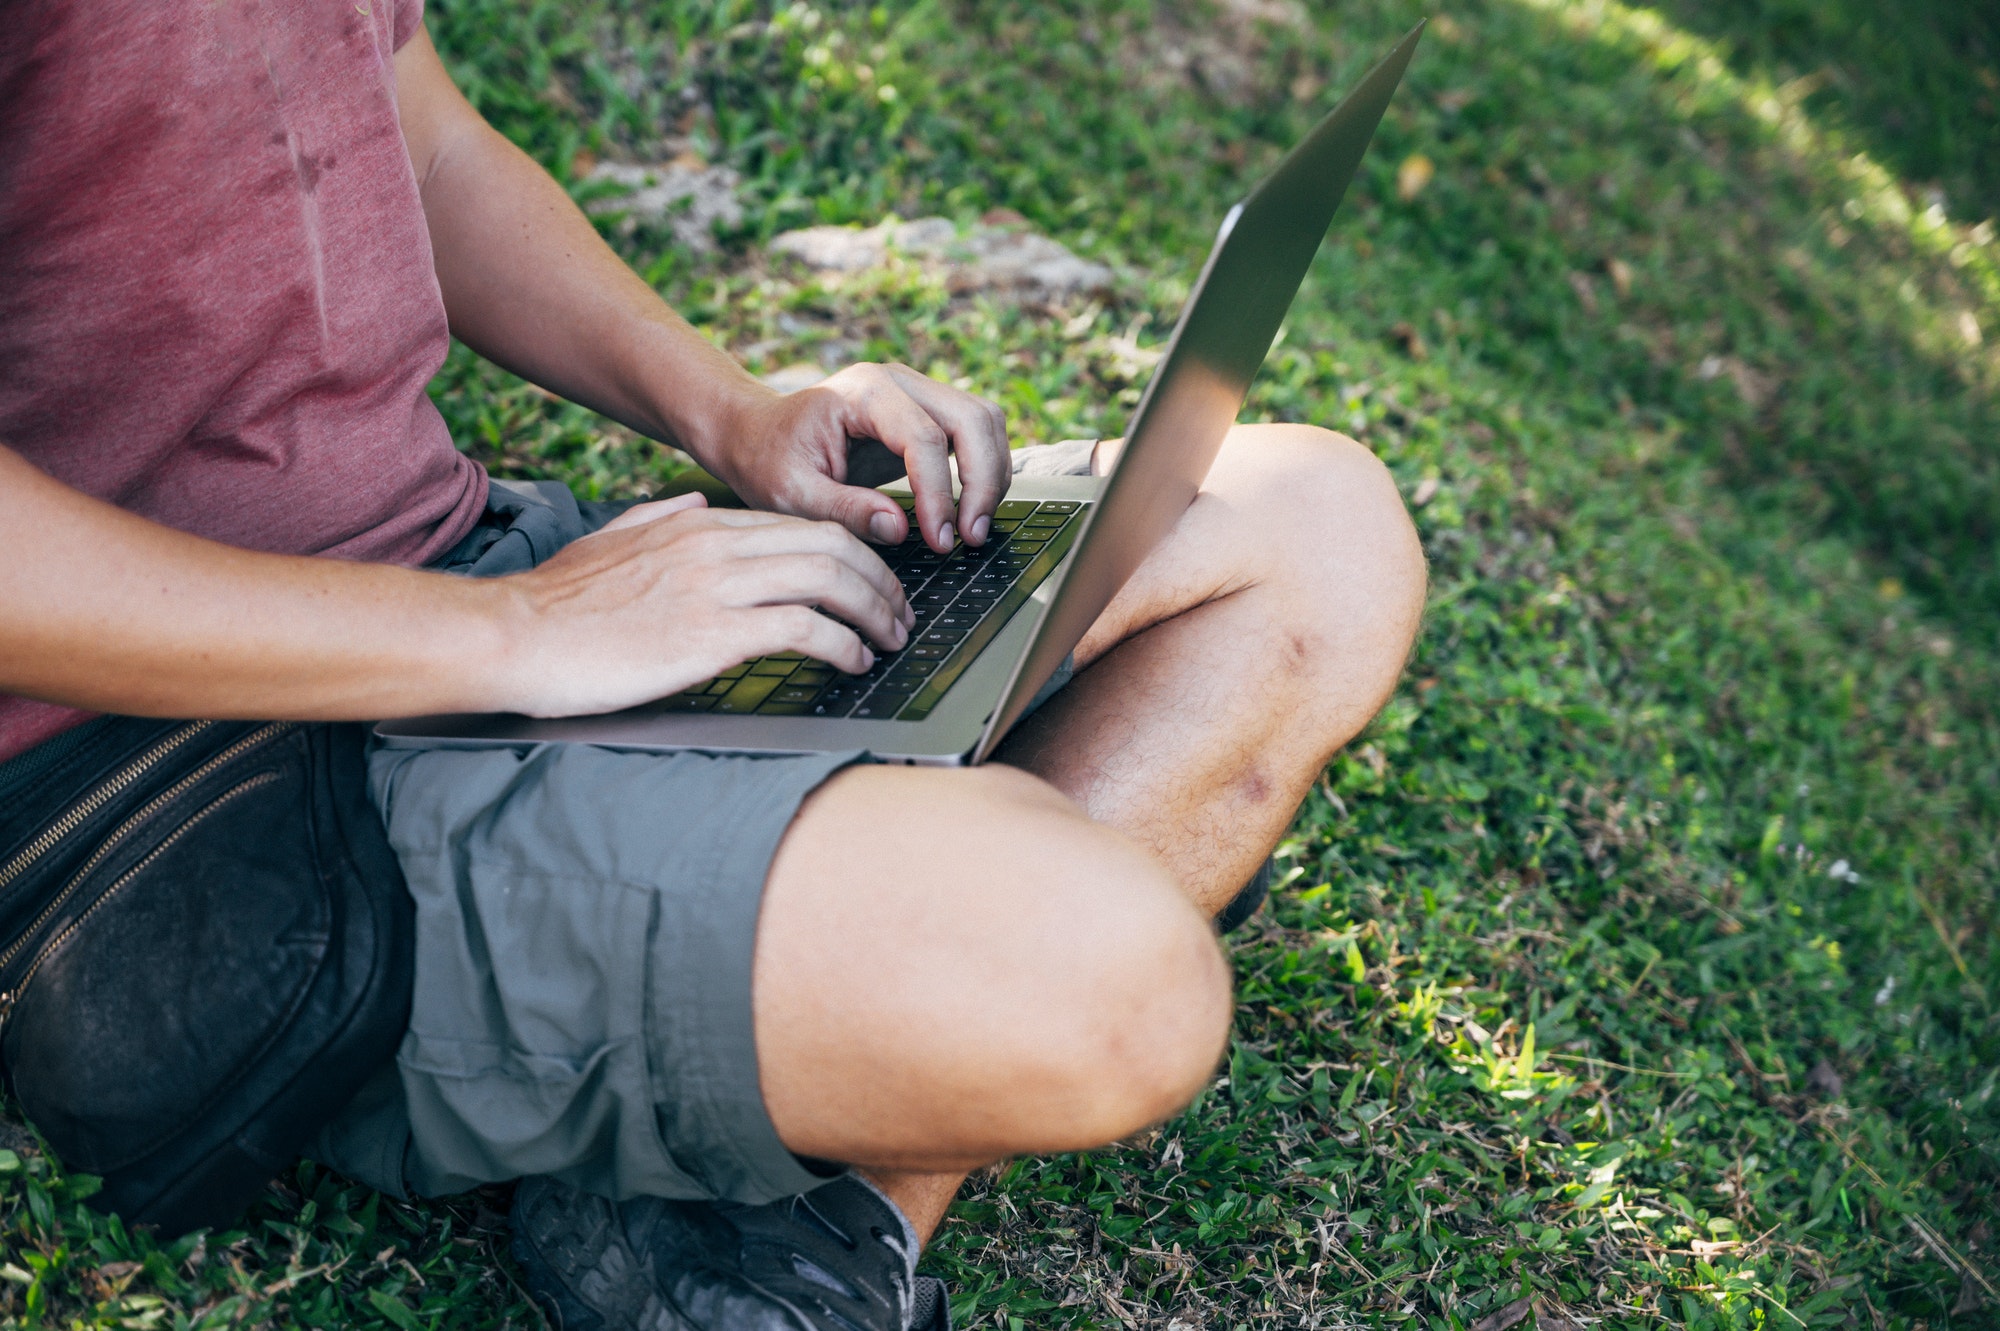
left=1217, top=856, right=1273, bottom=933
left=510, top=1172, right=952, bottom=1331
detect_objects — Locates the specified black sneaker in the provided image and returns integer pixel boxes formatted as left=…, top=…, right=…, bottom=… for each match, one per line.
left=1217, top=857, right=1273, bottom=933
left=510, top=1173, right=952, bottom=1331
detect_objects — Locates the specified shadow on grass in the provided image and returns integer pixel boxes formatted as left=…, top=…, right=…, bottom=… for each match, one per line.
left=1641, top=0, right=2000, bottom=226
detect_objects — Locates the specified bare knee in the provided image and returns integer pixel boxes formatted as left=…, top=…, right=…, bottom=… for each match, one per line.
left=756, top=764, right=1231, bottom=1167
left=1017, top=830, right=1234, bottom=1142
left=1215, top=423, right=1427, bottom=689
left=937, top=772, right=1233, bottom=1147
left=1231, top=424, right=1425, bottom=600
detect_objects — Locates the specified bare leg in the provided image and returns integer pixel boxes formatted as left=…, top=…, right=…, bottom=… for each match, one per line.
left=754, top=424, right=1425, bottom=1238
left=1005, top=423, right=1427, bottom=909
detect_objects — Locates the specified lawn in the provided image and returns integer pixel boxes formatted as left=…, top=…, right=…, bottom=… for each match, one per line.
left=2, top=0, right=1995, bottom=1328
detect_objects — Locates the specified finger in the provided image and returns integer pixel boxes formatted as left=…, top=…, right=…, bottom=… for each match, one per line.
left=743, top=605, right=877, bottom=675
left=705, top=517, right=910, bottom=627
left=787, top=464, right=910, bottom=549
left=594, top=491, right=708, bottom=534
left=885, top=366, right=1011, bottom=545
left=724, top=553, right=910, bottom=653
left=840, top=370, right=958, bottom=551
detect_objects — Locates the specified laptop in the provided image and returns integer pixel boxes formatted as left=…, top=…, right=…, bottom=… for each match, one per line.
left=378, top=22, right=1424, bottom=765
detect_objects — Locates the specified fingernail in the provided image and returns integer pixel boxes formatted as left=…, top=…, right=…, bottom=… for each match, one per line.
left=869, top=511, right=899, bottom=543
left=970, top=514, right=991, bottom=545
left=894, top=622, right=910, bottom=649
left=860, top=649, right=876, bottom=671
left=938, top=522, right=955, bottom=549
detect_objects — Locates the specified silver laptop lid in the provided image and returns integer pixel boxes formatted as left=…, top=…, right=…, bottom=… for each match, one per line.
left=971, top=21, right=1425, bottom=762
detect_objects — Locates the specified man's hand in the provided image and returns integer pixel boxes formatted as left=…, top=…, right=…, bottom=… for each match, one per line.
left=0, top=448, right=914, bottom=725
left=494, top=493, right=914, bottom=717
left=696, top=364, right=1011, bottom=556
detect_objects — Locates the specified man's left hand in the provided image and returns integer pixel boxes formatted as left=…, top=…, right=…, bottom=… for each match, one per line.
left=705, top=363, right=1011, bottom=554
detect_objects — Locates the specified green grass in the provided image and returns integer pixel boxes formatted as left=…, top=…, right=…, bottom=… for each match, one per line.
left=3, top=0, right=1995, bottom=1327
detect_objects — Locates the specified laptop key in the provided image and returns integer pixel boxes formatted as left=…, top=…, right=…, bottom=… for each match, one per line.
left=714, top=675, right=782, bottom=712
left=749, top=658, right=796, bottom=677
left=903, top=511, right=1084, bottom=717
left=772, top=685, right=824, bottom=704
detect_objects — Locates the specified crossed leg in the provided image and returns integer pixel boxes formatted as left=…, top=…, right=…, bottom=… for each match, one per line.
left=750, top=423, right=1427, bottom=1240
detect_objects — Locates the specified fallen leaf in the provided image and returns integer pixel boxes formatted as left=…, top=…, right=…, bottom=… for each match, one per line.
left=1470, top=1296, right=1534, bottom=1331
left=1959, top=310, right=1983, bottom=347
left=568, top=147, right=599, bottom=178
left=1389, top=321, right=1428, bottom=360
left=1566, top=270, right=1599, bottom=314
left=1606, top=256, right=1633, bottom=298
left=1411, top=476, right=1440, bottom=506
left=1397, top=153, right=1436, bottom=201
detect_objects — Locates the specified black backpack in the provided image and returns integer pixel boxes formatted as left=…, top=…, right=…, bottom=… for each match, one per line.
left=0, top=716, right=413, bottom=1236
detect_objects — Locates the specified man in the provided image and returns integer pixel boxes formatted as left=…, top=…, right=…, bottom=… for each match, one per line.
left=0, top=2, right=1424, bottom=1327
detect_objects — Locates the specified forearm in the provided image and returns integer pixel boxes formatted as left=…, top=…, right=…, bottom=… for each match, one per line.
left=396, top=31, right=769, bottom=466
left=0, top=446, right=518, bottom=721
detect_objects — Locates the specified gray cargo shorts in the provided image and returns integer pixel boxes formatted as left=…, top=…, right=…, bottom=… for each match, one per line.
left=313, top=441, right=1097, bottom=1204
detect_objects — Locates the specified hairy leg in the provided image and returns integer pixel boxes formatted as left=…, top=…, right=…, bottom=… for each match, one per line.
left=753, top=762, right=1234, bottom=1172
left=755, top=423, right=1425, bottom=1238
left=1002, top=423, right=1427, bottom=910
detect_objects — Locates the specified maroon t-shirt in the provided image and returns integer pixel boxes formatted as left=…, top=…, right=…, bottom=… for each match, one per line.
left=0, top=0, right=488, bottom=762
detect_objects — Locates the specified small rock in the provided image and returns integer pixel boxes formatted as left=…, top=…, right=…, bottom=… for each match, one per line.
left=760, top=362, right=831, bottom=393
left=1807, top=1059, right=1844, bottom=1099
left=585, top=161, right=744, bottom=252
left=769, top=216, right=1113, bottom=300
left=0, top=1117, right=37, bottom=1154
left=769, top=221, right=896, bottom=272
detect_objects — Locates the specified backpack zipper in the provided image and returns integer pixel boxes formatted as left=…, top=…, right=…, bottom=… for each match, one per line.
left=0, top=770, right=284, bottom=1025
left=0, top=722, right=294, bottom=998
left=0, top=721, right=212, bottom=896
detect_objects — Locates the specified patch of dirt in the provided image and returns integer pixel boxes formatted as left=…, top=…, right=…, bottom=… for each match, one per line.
left=768, top=214, right=1114, bottom=301
left=585, top=158, right=745, bottom=253
left=1117, top=0, right=1309, bottom=103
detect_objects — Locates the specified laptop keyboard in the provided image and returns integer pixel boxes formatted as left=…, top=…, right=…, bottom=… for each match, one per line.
left=653, top=496, right=1089, bottom=723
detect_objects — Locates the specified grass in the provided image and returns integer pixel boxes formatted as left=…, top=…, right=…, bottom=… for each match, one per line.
left=3, top=0, right=1996, bottom=1327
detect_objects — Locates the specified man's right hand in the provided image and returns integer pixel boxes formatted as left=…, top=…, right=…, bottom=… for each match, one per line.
left=491, top=493, right=914, bottom=719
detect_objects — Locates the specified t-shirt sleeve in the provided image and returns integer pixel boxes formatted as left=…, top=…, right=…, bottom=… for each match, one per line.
left=392, top=0, right=427, bottom=51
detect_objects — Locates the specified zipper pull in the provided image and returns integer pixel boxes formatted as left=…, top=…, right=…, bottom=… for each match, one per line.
left=0, top=992, right=14, bottom=1024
